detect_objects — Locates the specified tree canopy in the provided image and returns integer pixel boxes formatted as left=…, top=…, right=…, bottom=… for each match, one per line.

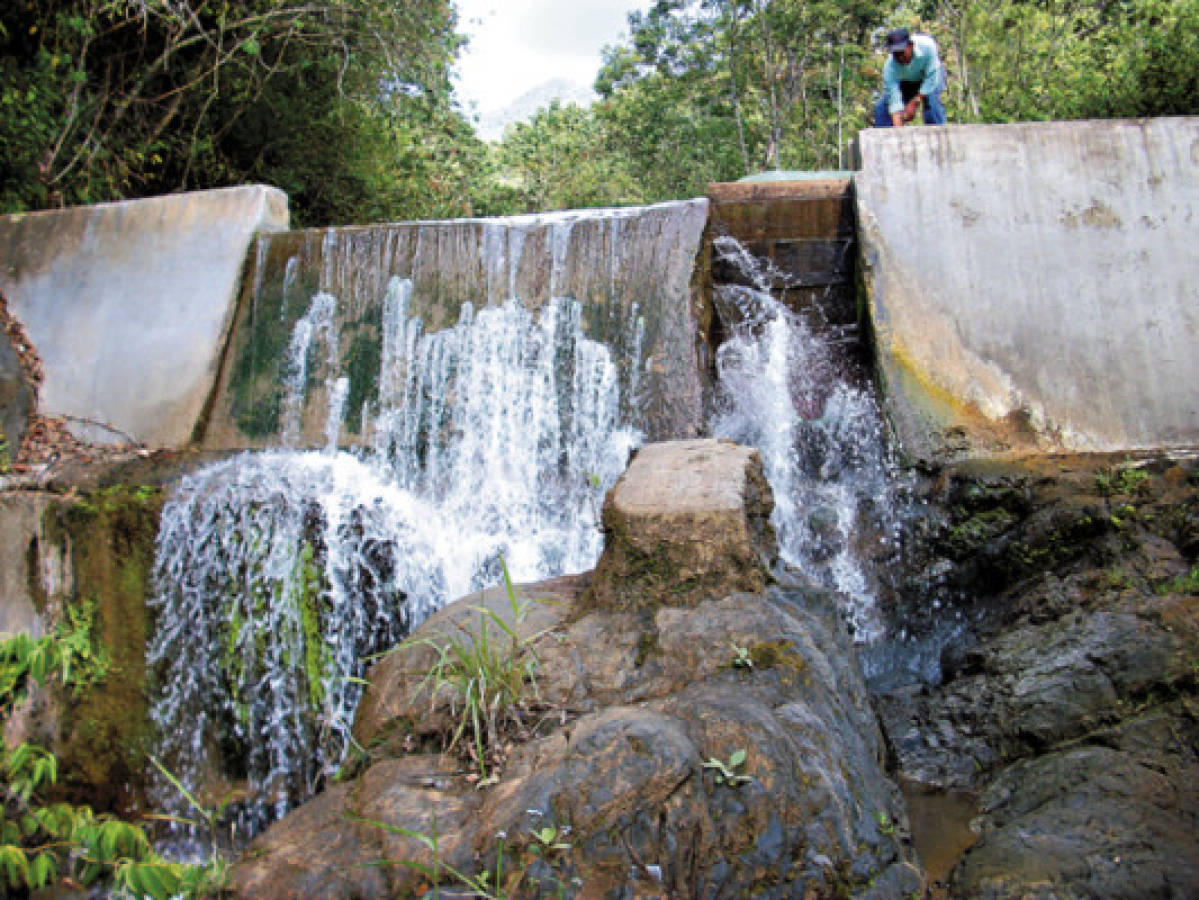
left=2, top=0, right=1195, bottom=223
left=0, top=0, right=480, bottom=224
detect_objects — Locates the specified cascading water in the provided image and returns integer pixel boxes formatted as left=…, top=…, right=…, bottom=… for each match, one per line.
left=706, top=237, right=971, bottom=689
left=148, top=271, right=641, bottom=843
left=707, top=235, right=900, bottom=642
left=146, top=199, right=914, bottom=854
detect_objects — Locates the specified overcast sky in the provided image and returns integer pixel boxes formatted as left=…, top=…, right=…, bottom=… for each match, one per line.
left=453, top=0, right=650, bottom=113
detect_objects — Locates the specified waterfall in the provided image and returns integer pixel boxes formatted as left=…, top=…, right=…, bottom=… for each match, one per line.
left=281, top=291, right=339, bottom=447
left=367, top=277, right=638, bottom=578
left=145, top=201, right=909, bottom=849
left=707, top=236, right=900, bottom=642
left=148, top=272, right=641, bottom=842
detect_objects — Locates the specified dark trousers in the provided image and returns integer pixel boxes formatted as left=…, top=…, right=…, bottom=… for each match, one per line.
left=874, top=80, right=946, bottom=126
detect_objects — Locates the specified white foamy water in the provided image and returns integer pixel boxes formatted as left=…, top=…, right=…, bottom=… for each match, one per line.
left=148, top=276, right=640, bottom=840
left=147, top=218, right=900, bottom=847
left=708, top=236, right=897, bottom=641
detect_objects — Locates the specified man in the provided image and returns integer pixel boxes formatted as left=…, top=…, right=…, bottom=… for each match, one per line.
left=874, top=28, right=946, bottom=127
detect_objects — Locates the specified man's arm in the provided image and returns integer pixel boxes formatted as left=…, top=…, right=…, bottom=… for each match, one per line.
left=883, top=58, right=905, bottom=120
left=917, top=39, right=942, bottom=101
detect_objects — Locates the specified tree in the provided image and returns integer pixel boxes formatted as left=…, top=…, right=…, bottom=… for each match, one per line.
left=0, top=0, right=472, bottom=225
left=594, top=1, right=761, bottom=199
left=593, top=0, right=888, bottom=202
left=497, top=101, right=640, bottom=212
left=907, top=0, right=1198, bottom=123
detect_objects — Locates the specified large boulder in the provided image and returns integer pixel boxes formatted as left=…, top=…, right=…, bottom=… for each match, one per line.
left=585, top=439, right=777, bottom=611
left=227, top=440, right=922, bottom=898
left=231, top=581, right=922, bottom=899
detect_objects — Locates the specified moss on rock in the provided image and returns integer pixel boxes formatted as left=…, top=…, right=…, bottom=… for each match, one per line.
left=39, top=485, right=163, bottom=814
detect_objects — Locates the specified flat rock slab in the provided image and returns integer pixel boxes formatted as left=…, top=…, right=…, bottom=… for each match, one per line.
left=586, top=439, right=777, bottom=610
left=0, top=186, right=288, bottom=448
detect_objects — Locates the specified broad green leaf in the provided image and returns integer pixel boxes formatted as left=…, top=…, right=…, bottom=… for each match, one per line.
left=30, top=851, right=55, bottom=889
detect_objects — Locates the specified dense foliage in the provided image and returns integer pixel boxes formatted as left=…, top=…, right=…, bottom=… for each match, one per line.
left=573, top=0, right=1199, bottom=203
left=0, top=627, right=214, bottom=897
left=591, top=0, right=886, bottom=199
left=0, top=0, right=480, bottom=225
left=2, top=0, right=1196, bottom=221
left=922, top=0, right=1199, bottom=122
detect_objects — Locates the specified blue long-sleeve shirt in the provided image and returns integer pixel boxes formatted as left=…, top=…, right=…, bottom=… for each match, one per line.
left=883, top=34, right=943, bottom=114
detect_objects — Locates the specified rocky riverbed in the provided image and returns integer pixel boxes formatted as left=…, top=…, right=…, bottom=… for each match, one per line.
left=5, top=437, right=1195, bottom=898
left=878, top=452, right=1199, bottom=898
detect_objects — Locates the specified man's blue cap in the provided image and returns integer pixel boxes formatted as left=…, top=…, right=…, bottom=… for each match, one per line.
left=886, top=28, right=912, bottom=51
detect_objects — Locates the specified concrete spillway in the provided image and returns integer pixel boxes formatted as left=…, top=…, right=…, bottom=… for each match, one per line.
left=0, top=186, right=288, bottom=448
left=0, top=117, right=1196, bottom=464
left=200, top=201, right=709, bottom=451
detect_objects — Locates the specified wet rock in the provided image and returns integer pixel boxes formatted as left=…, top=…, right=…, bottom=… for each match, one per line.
left=877, top=455, right=1199, bottom=897
left=806, top=504, right=844, bottom=560
left=225, top=782, right=390, bottom=899
left=233, top=582, right=920, bottom=898
left=229, top=441, right=919, bottom=898
left=585, top=439, right=777, bottom=611
left=951, top=705, right=1199, bottom=899
left=226, top=755, right=477, bottom=899
left=880, top=582, right=1197, bottom=787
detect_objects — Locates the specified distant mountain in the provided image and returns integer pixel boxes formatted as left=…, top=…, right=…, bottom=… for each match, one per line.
left=473, top=78, right=596, bottom=142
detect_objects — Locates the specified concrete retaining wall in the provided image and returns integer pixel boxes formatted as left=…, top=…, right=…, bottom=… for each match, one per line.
left=855, top=118, right=1199, bottom=460
left=0, top=186, right=288, bottom=448
left=2, top=118, right=1195, bottom=462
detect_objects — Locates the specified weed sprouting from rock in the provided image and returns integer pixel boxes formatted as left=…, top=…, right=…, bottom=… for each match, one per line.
left=401, top=559, right=555, bottom=778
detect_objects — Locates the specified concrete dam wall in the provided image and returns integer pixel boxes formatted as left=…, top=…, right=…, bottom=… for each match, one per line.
left=202, top=200, right=709, bottom=451
left=0, top=117, right=1195, bottom=463
left=0, top=186, right=289, bottom=448
left=855, top=117, right=1198, bottom=459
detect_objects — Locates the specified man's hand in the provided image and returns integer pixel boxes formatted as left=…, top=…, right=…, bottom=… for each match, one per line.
left=902, top=97, right=921, bottom=123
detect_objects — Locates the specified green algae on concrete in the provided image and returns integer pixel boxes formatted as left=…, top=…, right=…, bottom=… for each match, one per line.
left=203, top=200, right=711, bottom=451
left=342, top=313, right=383, bottom=436
left=224, top=236, right=320, bottom=440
